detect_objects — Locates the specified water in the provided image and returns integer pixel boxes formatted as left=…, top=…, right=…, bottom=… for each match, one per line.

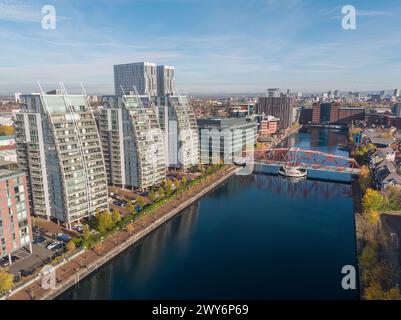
left=59, top=128, right=358, bottom=300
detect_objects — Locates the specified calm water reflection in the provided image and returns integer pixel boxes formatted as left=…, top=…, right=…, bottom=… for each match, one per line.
left=59, top=128, right=358, bottom=300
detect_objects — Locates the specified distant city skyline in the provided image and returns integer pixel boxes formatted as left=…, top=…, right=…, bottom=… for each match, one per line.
left=0, top=0, right=400, bottom=95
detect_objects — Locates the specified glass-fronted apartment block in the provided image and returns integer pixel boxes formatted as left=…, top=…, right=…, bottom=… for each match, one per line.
left=0, top=170, right=32, bottom=265
left=157, top=95, right=199, bottom=170
left=99, top=95, right=166, bottom=190
left=14, top=91, right=109, bottom=226
left=114, top=62, right=157, bottom=96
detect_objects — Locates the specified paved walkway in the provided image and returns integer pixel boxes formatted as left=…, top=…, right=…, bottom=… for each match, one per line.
left=8, top=166, right=237, bottom=300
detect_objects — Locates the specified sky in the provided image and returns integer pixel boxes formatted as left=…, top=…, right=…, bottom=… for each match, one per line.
left=0, top=0, right=400, bottom=95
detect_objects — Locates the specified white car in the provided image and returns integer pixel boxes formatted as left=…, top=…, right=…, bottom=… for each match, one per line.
left=47, top=241, right=63, bottom=250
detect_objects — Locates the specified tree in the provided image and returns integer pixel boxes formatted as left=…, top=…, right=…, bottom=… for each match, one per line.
left=136, top=196, right=145, bottom=209
left=365, top=209, right=380, bottom=226
left=166, top=179, right=174, bottom=195
left=362, top=188, right=384, bottom=212
left=83, top=224, right=91, bottom=241
left=158, top=186, right=165, bottom=198
left=94, top=242, right=104, bottom=256
left=181, top=176, right=187, bottom=186
left=111, top=209, right=121, bottom=224
left=66, top=240, right=76, bottom=252
left=359, top=165, right=372, bottom=192
left=148, top=191, right=157, bottom=203
left=125, top=200, right=135, bottom=215
left=384, top=287, right=401, bottom=300
left=97, top=210, right=113, bottom=234
left=0, top=271, right=13, bottom=294
left=353, top=144, right=375, bottom=164
left=0, top=125, right=14, bottom=136
left=126, top=224, right=134, bottom=236
left=364, top=281, right=385, bottom=300
left=384, top=186, right=401, bottom=211
left=359, top=241, right=378, bottom=270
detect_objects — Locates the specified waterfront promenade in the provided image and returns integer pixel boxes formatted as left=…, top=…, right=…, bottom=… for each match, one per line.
left=7, top=165, right=239, bottom=300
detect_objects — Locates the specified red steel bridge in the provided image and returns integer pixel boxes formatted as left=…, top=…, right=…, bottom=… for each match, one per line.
left=252, top=147, right=360, bottom=175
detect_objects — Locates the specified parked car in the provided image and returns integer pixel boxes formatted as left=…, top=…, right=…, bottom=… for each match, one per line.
left=56, top=233, right=72, bottom=243
left=20, top=269, right=34, bottom=277
left=72, top=225, right=84, bottom=233
left=47, top=241, right=63, bottom=250
left=113, top=200, right=126, bottom=207
left=32, top=235, right=46, bottom=245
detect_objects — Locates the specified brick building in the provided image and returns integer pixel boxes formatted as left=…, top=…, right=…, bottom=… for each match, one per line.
left=0, top=170, right=32, bottom=265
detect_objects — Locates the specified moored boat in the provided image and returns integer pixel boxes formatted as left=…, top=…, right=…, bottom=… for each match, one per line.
left=278, top=164, right=307, bottom=178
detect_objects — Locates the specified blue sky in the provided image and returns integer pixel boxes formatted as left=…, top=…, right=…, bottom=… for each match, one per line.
left=0, top=0, right=400, bottom=94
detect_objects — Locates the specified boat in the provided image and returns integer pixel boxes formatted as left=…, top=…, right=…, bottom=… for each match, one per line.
left=337, top=143, right=349, bottom=151
left=278, top=164, right=307, bottom=178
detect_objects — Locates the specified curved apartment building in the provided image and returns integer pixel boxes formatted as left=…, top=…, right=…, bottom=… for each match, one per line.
left=14, top=90, right=109, bottom=226
left=100, top=95, right=166, bottom=190
left=167, top=95, right=199, bottom=170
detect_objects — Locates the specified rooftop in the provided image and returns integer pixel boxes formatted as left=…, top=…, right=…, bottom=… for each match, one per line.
left=0, top=169, right=24, bottom=180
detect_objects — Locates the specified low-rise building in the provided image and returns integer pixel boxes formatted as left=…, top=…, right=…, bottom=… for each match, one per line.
left=0, top=170, right=32, bottom=265
left=369, top=147, right=396, bottom=166
left=259, top=116, right=279, bottom=137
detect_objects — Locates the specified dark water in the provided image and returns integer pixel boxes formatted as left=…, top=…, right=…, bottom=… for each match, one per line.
left=59, top=128, right=358, bottom=300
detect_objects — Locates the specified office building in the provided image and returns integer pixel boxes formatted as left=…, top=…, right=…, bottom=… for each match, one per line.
left=14, top=90, right=109, bottom=226
left=197, top=117, right=257, bottom=164
left=100, top=94, right=166, bottom=190
left=114, top=62, right=157, bottom=96
left=0, top=170, right=32, bottom=265
left=394, top=89, right=400, bottom=98
left=157, top=65, right=175, bottom=96
left=257, top=89, right=294, bottom=129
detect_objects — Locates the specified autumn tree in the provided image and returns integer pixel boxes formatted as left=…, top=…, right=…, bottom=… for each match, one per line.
left=166, top=179, right=174, bottom=195
left=359, top=165, right=372, bottom=193
left=0, top=271, right=13, bottom=294
left=364, top=281, right=385, bottom=300
left=112, top=209, right=121, bottom=224
left=125, top=200, right=135, bottom=215
left=0, top=125, right=14, bottom=136
left=66, top=240, right=76, bottom=252
left=148, top=191, right=157, bottom=203
left=136, top=196, right=145, bottom=210
left=181, top=176, right=187, bottom=186
left=384, top=186, right=401, bottom=211
left=365, top=209, right=380, bottom=226
left=126, top=224, right=134, bottom=236
left=362, top=188, right=384, bottom=212
left=158, top=186, right=165, bottom=198
left=359, top=241, right=378, bottom=270
left=94, top=242, right=104, bottom=256
left=96, top=210, right=113, bottom=234
left=82, top=224, right=91, bottom=241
